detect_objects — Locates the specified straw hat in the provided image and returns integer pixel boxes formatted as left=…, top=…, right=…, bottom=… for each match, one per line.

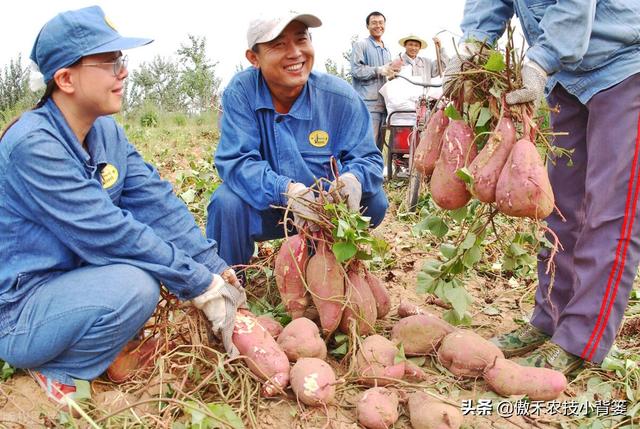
left=398, top=34, right=427, bottom=49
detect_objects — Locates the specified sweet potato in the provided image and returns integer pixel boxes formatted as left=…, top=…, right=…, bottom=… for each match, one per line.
left=415, top=109, right=449, bottom=176
left=404, top=359, right=429, bottom=381
left=408, top=391, right=463, bottom=429
left=468, top=116, right=517, bottom=203
left=364, top=268, right=390, bottom=319
left=339, top=268, right=377, bottom=336
left=306, top=241, right=345, bottom=336
left=483, top=357, right=567, bottom=400
left=232, top=312, right=290, bottom=397
left=275, top=234, right=310, bottom=319
left=356, top=387, right=400, bottom=429
left=437, top=330, right=504, bottom=377
left=290, top=358, right=336, bottom=406
left=355, top=335, right=405, bottom=386
left=277, top=317, right=327, bottom=362
left=397, top=301, right=426, bottom=318
left=430, top=120, right=478, bottom=210
left=495, top=138, right=554, bottom=219
left=391, top=314, right=455, bottom=356
left=256, top=315, right=283, bottom=338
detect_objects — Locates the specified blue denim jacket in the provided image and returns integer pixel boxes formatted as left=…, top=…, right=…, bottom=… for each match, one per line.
left=215, top=68, right=384, bottom=211
left=0, top=99, right=227, bottom=332
left=350, top=36, right=393, bottom=113
left=461, top=0, right=640, bottom=103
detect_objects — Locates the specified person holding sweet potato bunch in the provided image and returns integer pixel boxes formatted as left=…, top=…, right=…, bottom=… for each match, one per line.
left=206, top=11, right=388, bottom=268
left=444, top=0, right=640, bottom=373
left=0, top=6, right=246, bottom=408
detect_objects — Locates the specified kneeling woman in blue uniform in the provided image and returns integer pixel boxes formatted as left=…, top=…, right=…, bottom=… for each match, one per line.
left=0, top=6, right=245, bottom=406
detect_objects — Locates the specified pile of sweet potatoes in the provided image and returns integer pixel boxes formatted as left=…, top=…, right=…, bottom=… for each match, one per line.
left=275, top=233, right=390, bottom=337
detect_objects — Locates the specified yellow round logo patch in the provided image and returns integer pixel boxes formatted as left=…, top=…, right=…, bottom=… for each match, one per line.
left=309, top=130, right=329, bottom=148
left=104, top=16, right=118, bottom=31
left=101, top=164, right=119, bottom=189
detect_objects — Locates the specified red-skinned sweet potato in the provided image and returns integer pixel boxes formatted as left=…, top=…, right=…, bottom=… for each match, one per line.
left=232, top=311, right=290, bottom=397
left=483, top=357, right=567, bottom=400
left=277, top=317, right=327, bottom=362
left=495, top=138, right=554, bottom=219
left=437, top=330, right=504, bottom=377
left=415, top=109, right=450, bottom=176
left=339, top=269, right=377, bottom=336
left=357, top=387, right=400, bottom=429
left=408, top=391, right=464, bottom=429
left=391, top=313, right=455, bottom=356
left=275, top=234, right=309, bottom=319
left=364, top=268, right=390, bottom=319
left=430, top=120, right=478, bottom=210
left=306, top=241, right=345, bottom=336
left=355, top=335, right=405, bottom=386
left=469, top=116, right=517, bottom=202
left=290, top=357, right=337, bottom=406
left=397, top=301, right=426, bottom=318
left=255, top=315, right=283, bottom=339
left=404, top=359, right=429, bottom=381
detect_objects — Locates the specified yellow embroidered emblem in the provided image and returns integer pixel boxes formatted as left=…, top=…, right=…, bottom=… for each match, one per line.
left=104, top=16, right=118, bottom=31
left=309, top=130, right=329, bottom=148
left=101, top=164, right=119, bottom=189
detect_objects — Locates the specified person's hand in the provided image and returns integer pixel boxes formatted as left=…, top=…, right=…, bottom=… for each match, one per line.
left=443, top=42, right=478, bottom=95
left=505, top=60, right=547, bottom=106
left=329, top=173, right=362, bottom=212
left=287, top=182, right=320, bottom=230
left=377, top=63, right=398, bottom=79
left=192, top=274, right=247, bottom=358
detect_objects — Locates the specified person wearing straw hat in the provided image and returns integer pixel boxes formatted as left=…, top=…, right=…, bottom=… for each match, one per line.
left=398, top=34, right=448, bottom=84
left=0, top=6, right=246, bottom=407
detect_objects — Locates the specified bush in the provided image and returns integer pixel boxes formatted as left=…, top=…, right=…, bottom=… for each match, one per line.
left=140, top=109, right=159, bottom=128
left=172, top=113, right=187, bottom=127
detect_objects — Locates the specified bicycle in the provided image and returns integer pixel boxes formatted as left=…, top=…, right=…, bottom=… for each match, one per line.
left=383, top=75, right=442, bottom=211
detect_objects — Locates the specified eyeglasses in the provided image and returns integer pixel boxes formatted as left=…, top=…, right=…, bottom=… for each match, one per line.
left=81, top=55, right=128, bottom=76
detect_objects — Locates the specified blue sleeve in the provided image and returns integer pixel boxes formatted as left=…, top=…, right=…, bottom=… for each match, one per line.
left=350, top=40, right=378, bottom=81
left=215, top=87, right=292, bottom=211
left=118, top=133, right=228, bottom=275
left=338, top=97, right=384, bottom=195
left=8, top=134, right=212, bottom=301
left=526, top=1, right=596, bottom=74
left=461, top=0, right=514, bottom=45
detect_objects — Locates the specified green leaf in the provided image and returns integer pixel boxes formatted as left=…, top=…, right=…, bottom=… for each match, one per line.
left=444, top=287, right=470, bottom=320
left=394, top=343, right=407, bottom=364
left=73, top=379, right=92, bottom=400
left=460, top=233, right=477, bottom=250
left=0, top=361, right=15, bottom=382
left=462, top=246, right=482, bottom=268
left=444, top=104, right=462, bottom=120
left=207, top=403, right=245, bottom=429
left=332, top=241, right=357, bottom=262
left=484, top=51, right=506, bottom=72
left=456, top=167, right=473, bottom=185
left=508, top=242, right=527, bottom=257
left=482, top=306, right=500, bottom=316
left=180, top=188, right=196, bottom=204
left=440, top=243, right=457, bottom=260
left=421, top=259, right=442, bottom=275
left=476, top=107, right=492, bottom=127
left=416, top=272, right=435, bottom=294
left=426, top=216, right=449, bottom=238
left=449, top=206, right=468, bottom=223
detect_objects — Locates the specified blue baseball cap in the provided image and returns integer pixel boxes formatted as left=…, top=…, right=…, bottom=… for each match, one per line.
left=30, top=6, right=153, bottom=83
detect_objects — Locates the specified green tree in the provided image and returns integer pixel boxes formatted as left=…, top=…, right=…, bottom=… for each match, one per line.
left=0, top=54, right=39, bottom=124
left=128, top=55, right=185, bottom=112
left=177, top=35, right=221, bottom=113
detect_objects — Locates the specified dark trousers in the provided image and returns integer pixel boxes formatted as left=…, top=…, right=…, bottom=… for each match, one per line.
left=532, top=73, right=640, bottom=363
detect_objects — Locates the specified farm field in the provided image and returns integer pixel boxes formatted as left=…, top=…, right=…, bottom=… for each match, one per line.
left=0, top=115, right=638, bottom=429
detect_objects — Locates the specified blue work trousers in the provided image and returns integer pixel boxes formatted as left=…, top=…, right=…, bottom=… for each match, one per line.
left=0, top=264, right=160, bottom=385
left=206, top=183, right=388, bottom=267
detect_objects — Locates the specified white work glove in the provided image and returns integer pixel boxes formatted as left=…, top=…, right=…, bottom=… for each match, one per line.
left=287, top=182, right=321, bottom=230
left=505, top=60, right=547, bottom=106
left=443, top=42, right=478, bottom=95
left=192, top=270, right=247, bottom=358
left=329, top=173, right=362, bottom=212
left=376, top=63, right=397, bottom=79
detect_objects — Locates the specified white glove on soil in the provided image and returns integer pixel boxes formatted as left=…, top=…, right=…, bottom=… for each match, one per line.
left=505, top=60, right=547, bottom=106
left=193, top=273, right=247, bottom=358
left=288, top=182, right=320, bottom=230
left=329, top=173, right=362, bottom=212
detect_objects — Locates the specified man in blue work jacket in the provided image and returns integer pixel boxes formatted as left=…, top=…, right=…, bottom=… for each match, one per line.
left=206, top=11, right=388, bottom=268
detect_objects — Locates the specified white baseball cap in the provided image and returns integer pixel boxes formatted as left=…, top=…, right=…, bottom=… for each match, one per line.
left=247, top=11, right=322, bottom=49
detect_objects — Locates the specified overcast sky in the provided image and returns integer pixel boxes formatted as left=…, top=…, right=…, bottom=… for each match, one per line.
left=2, top=1, right=475, bottom=88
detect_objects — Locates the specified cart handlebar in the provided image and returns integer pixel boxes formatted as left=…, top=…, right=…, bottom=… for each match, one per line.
left=394, top=74, right=443, bottom=88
